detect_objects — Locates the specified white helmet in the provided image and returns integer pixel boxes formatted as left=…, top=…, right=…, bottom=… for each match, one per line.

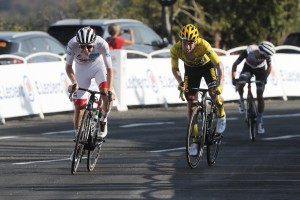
left=76, top=26, right=96, bottom=44
left=258, top=41, right=276, bottom=56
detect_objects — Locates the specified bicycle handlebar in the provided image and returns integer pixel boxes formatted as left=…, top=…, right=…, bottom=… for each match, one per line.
left=69, top=86, right=107, bottom=102
left=236, top=79, right=262, bottom=84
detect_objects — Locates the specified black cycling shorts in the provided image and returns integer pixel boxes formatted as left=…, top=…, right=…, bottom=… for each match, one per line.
left=183, top=61, right=217, bottom=100
left=240, top=63, right=266, bottom=91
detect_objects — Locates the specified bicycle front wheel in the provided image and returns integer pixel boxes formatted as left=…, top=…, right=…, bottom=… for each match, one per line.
left=206, top=127, right=222, bottom=166
left=248, top=99, right=257, bottom=142
left=249, top=117, right=257, bottom=142
left=71, top=110, right=90, bottom=175
left=186, top=106, right=205, bottom=169
left=87, top=120, right=102, bottom=172
left=206, top=107, right=222, bottom=166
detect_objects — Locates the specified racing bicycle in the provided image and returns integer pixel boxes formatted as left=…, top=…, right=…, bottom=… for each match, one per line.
left=69, top=86, right=109, bottom=174
left=185, top=88, right=223, bottom=169
left=236, top=78, right=261, bottom=142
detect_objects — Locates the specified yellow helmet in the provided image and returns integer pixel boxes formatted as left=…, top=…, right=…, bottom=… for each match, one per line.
left=179, top=24, right=199, bottom=41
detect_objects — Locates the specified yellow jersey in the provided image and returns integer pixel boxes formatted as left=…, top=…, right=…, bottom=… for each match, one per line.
left=170, top=38, right=220, bottom=69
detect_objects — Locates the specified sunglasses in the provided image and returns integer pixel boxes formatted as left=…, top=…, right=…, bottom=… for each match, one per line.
left=79, top=44, right=94, bottom=49
left=181, top=38, right=195, bottom=44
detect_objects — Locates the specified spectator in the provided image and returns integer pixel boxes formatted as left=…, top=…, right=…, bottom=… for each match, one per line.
left=106, top=23, right=134, bottom=49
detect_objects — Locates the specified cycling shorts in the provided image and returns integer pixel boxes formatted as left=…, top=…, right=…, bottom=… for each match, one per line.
left=240, top=63, right=266, bottom=91
left=183, top=61, right=217, bottom=100
left=73, top=61, right=107, bottom=105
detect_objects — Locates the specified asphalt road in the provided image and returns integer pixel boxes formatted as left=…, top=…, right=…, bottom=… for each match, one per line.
left=0, top=99, right=299, bottom=200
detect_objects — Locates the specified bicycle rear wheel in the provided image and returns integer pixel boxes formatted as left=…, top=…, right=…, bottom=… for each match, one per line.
left=87, top=120, right=102, bottom=172
left=206, top=109, right=222, bottom=166
left=71, top=111, right=90, bottom=175
left=186, top=106, right=205, bottom=169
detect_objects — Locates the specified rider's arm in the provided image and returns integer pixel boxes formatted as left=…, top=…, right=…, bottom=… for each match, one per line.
left=231, top=59, right=242, bottom=80
left=65, top=42, right=77, bottom=85
left=65, top=64, right=76, bottom=85
left=215, top=61, right=224, bottom=87
left=170, top=45, right=183, bottom=84
left=172, top=67, right=183, bottom=84
left=102, top=41, right=113, bottom=91
left=265, top=56, right=272, bottom=81
left=231, top=50, right=247, bottom=80
left=123, top=29, right=134, bottom=46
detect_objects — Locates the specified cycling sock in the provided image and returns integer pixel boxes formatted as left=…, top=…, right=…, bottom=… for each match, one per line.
left=100, top=110, right=109, bottom=122
left=239, top=96, right=244, bottom=103
left=217, top=104, right=225, bottom=118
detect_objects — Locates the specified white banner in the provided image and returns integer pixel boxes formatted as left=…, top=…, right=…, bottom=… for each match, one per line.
left=0, top=47, right=300, bottom=123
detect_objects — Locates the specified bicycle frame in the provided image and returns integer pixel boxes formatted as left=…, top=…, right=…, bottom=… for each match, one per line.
left=70, top=87, right=108, bottom=174
left=186, top=87, right=221, bottom=168
left=237, top=79, right=260, bottom=141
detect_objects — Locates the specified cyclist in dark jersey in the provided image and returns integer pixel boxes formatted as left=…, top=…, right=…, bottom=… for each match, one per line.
left=231, top=41, right=275, bottom=134
left=170, top=24, right=226, bottom=156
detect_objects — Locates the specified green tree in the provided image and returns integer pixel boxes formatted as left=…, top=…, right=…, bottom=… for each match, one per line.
left=197, top=0, right=300, bottom=48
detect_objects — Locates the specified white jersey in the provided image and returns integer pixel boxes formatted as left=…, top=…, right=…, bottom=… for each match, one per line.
left=239, top=45, right=271, bottom=69
left=66, top=36, right=112, bottom=99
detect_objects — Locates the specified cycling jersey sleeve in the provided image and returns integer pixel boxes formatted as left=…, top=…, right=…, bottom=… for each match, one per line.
left=65, top=38, right=76, bottom=65
left=203, top=41, right=220, bottom=65
left=101, top=40, right=113, bottom=69
left=170, top=43, right=180, bottom=69
left=237, top=50, right=248, bottom=61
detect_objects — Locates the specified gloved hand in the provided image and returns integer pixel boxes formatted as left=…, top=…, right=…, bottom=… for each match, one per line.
left=68, top=83, right=78, bottom=93
left=177, top=81, right=184, bottom=91
left=107, top=90, right=113, bottom=102
left=232, top=79, right=236, bottom=86
left=216, top=85, right=223, bottom=95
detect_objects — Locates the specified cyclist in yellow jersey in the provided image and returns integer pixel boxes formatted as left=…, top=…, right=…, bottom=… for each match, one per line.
left=170, top=24, right=226, bottom=155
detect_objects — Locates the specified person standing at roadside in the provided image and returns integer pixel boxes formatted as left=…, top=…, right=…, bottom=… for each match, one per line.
left=106, top=23, right=134, bottom=49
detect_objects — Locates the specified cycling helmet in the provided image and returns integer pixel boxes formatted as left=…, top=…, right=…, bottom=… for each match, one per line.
left=179, top=24, right=199, bottom=41
left=76, top=26, right=96, bottom=45
left=258, top=41, right=276, bottom=56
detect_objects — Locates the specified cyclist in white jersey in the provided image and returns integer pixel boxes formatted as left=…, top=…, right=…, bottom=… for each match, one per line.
left=231, top=41, right=275, bottom=134
left=65, top=26, right=113, bottom=140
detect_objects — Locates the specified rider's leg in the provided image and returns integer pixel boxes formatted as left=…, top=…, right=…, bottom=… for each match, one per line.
left=72, top=99, right=86, bottom=140
left=255, top=68, right=266, bottom=134
left=209, top=89, right=226, bottom=134
left=99, top=82, right=111, bottom=122
left=256, top=85, right=265, bottom=124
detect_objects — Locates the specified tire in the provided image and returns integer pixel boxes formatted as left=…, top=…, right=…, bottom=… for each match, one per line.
left=186, top=106, right=206, bottom=169
left=249, top=118, right=256, bottom=142
left=206, top=104, right=222, bottom=166
left=87, top=119, right=102, bottom=172
left=248, top=98, right=257, bottom=142
left=71, top=111, right=90, bottom=175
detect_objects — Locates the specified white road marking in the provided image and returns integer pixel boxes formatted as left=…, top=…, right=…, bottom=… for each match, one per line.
left=120, top=122, right=175, bottom=128
left=261, top=134, right=300, bottom=140
left=149, top=147, right=185, bottom=153
left=42, top=130, right=74, bottom=135
left=0, top=136, right=19, bottom=140
left=4, top=113, right=300, bottom=164
left=12, top=155, right=88, bottom=165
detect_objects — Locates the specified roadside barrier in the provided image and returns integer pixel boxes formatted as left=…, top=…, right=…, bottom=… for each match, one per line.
left=0, top=46, right=299, bottom=124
